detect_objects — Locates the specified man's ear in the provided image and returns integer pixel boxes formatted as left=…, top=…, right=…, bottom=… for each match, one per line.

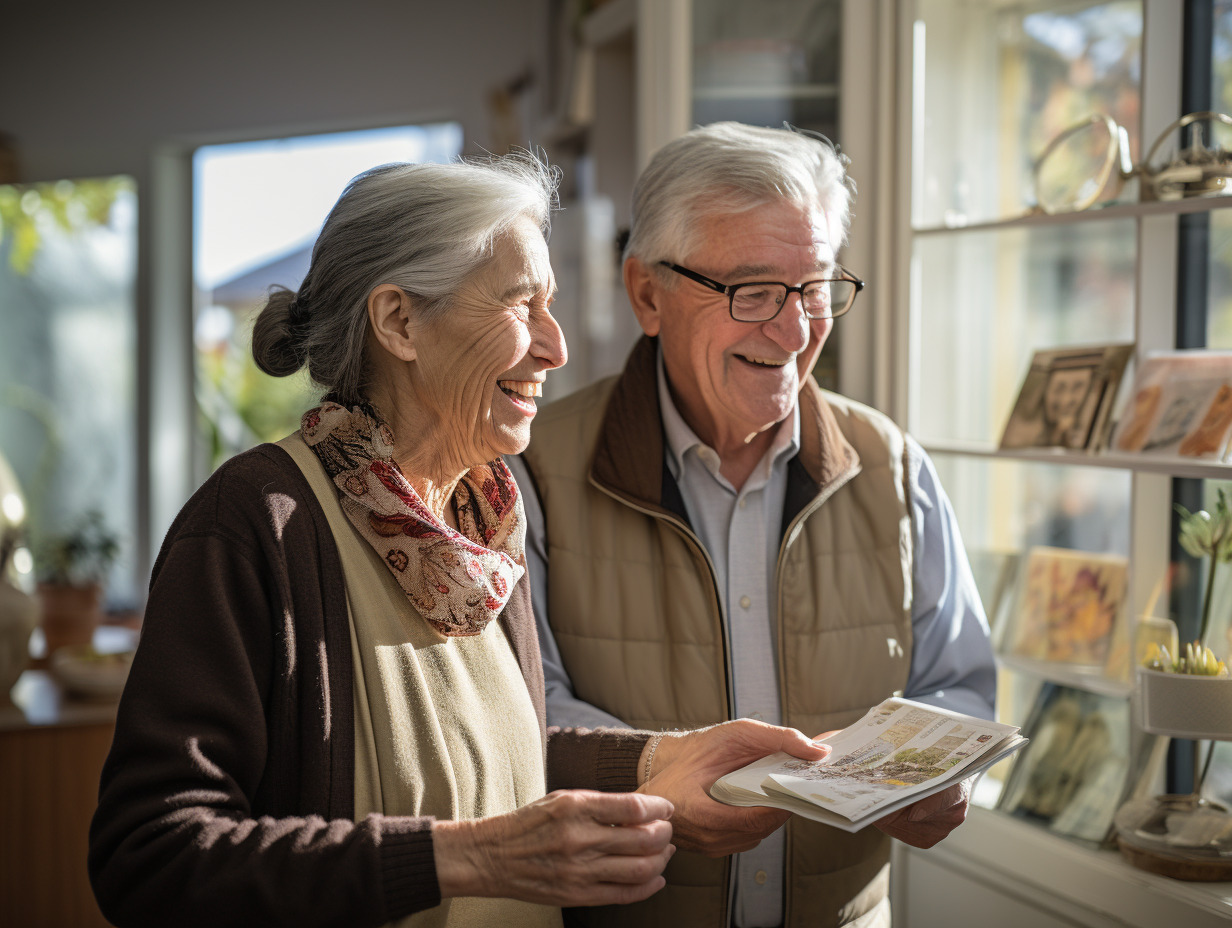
left=367, top=284, right=417, bottom=362
left=624, top=256, right=663, bottom=337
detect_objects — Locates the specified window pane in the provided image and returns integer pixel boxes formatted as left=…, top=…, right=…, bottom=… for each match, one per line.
left=914, top=220, right=1136, bottom=445
left=915, top=0, right=1142, bottom=227
left=691, top=0, right=840, bottom=133
left=929, top=452, right=1131, bottom=807
left=1215, top=0, right=1232, bottom=114
left=193, top=123, right=464, bottom=473
left=1205, top=5, right=1232, bottom=349
left=0, top=177, right=138, bottom=604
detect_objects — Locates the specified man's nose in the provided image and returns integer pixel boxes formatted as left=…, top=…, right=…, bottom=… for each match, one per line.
left=763, top=291, right=810, bottom=352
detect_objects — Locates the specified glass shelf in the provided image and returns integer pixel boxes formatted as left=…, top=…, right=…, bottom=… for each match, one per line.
left=693, top=82, right=838, bottom=100
left=913, top=193, right=1232, bottom=238
left=924, top=440, right=1232, bottom=481
left=996, top=654, right=1133, bottom=699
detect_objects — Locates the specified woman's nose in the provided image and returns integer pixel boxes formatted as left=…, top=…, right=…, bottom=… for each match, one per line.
left=532, top=307, right=568, bottom=370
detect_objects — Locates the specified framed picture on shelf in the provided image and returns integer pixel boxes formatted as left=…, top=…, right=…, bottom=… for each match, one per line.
left=1110, top=351, right=1232, bottom=460
left=996, top=684, right=1144, bottom=846
left=999, top=344, right=1134, bottom=452
left=1001, top=546, right=1128, bottom=668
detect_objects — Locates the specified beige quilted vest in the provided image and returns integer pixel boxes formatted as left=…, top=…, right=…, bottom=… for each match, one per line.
left=521, top=337, right=913, bottom=928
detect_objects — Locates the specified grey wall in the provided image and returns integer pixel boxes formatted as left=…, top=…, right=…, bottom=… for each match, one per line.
left=1, top=0, right=551, bottom=181
left=0, top=0, right=554, bottom=594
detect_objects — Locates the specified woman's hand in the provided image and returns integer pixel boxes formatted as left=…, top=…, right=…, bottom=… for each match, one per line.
left=639, top=720, right=829, bottom=858
left=432, top=790, right=675, bottom=907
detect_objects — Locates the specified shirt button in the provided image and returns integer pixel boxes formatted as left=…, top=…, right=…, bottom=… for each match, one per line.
left=739, top=595, right=751, bottom=609
left=739, top=498, right=747, bottom=509
left=754, top=870, right=768, bottom=885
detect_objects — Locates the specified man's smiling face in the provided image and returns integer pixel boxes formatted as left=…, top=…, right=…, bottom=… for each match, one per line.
left=654, top=198, right=836, bottom=450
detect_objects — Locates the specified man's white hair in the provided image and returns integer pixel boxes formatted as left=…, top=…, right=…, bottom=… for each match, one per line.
left=624, top=121, right=854, bottom=269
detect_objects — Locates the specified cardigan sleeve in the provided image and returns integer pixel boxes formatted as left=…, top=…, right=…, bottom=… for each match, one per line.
left=88, top=452, right=441, bottom=927
left=546, top=726, right=651, bottom=794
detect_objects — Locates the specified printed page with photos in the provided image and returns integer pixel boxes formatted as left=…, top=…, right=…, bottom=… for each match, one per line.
left=711, top=698, right=1027, bottom=833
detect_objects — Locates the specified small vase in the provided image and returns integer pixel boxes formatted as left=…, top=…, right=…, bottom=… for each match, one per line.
left=0, top=579, right=38, bottom=703
left=38, top=582, right=102, bottom=656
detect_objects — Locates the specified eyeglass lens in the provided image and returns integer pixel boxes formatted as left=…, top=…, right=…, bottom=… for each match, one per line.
left=731, top=279, right=857, bottom=321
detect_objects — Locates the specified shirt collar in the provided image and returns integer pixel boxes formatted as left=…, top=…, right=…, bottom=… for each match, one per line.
left=656, top=343, right=800, bottom=484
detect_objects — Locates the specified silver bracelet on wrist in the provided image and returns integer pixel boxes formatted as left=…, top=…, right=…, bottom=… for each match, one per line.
left=643, top=732, right=667, bottom=784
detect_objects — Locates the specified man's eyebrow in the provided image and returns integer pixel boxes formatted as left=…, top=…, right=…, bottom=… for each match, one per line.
left=725, top=261, right=837, bottom=280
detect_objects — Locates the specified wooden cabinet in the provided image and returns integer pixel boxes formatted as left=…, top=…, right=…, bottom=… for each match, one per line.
left=1, top=673, right=117, bottom=927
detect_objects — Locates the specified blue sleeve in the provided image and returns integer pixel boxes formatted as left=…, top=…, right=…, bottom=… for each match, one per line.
left=505, top=454, right=629, bottom=731
left=902, top=436, right=998, bottom=720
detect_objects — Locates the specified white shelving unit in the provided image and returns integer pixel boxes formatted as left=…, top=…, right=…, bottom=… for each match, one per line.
left=891, top=2, right=1232, bottom=924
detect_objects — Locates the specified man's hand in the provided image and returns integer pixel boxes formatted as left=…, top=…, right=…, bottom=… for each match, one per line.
left=639, top=720, right=829, bottom=858
left=873, top=780, right=971, bottom=849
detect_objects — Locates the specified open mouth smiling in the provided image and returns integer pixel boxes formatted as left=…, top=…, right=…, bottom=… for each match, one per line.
left=735, top=354, right=791, bottom=368
left=498, top=380, right=542, bottom=411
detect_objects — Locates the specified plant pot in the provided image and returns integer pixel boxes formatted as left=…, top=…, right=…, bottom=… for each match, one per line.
left=38, top=582, right=102, bottom=657
left=1136, top=667, right=1232, bottom=739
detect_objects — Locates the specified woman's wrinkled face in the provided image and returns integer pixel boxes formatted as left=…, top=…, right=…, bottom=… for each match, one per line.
left=406, top=216, right=566, bottom=467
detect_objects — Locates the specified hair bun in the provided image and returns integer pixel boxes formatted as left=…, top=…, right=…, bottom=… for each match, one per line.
left=252, top=287, right=308, bottom=377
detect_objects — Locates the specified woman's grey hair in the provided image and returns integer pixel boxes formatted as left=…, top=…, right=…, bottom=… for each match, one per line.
left=623, top=122, right=854, bottom=269
left=252, top=151, right=560, bottom=405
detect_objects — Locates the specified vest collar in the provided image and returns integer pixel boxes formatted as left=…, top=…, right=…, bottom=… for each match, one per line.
left=589, top=335, right=861, bottom=512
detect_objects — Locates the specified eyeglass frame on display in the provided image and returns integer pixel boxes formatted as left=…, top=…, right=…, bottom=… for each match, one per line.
left=1033, top=110, right=1232, bottom=214
left=657, top=260, right=864, bottom=322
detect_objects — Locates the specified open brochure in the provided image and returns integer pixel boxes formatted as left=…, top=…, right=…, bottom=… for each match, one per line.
left=710, top=697, right=1028, bottom=833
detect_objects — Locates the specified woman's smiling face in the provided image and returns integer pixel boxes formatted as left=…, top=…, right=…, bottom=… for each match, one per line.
left=405, top=215, right=567, bottom=469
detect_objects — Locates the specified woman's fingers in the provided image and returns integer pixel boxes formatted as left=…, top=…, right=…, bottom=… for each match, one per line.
left=433, top=790, right=677, bottom=907
left=584, top=789, right=674, bottom=826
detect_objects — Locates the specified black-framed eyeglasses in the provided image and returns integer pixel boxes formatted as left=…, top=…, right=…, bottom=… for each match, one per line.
left=658, top=261, right=864, bottom=322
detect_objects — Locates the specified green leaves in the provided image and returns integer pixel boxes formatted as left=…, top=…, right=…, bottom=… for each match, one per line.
left=1175, top=488, right=1232, bottom=562
left=0, top=177, right=133, bottom=274
left=36, top=510, right=121, bottom=588
left=1174, top=488, right=1232, bottom=649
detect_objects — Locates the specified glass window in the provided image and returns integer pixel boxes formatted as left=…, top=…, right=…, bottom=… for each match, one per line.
left=914, top=0, right=1142, bottom=227
left=913, top=220, right=1136, bottom=446
left=0, top=177, right=138, bottom=604
left=691, top=0, right=840, bottom=133
left=193, top=123, right=463, bottom=473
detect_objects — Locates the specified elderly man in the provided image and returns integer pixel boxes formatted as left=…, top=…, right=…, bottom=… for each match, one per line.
left=509, top=122, right=996, bottom=928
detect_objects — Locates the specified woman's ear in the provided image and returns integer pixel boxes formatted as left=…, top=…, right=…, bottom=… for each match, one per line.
left=367, top=284, right=417, bottom=362
left=624, top=257, right=663, bottom=337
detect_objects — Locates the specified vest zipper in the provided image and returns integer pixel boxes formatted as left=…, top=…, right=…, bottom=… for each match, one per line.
left=588, top=478, right=735, bottom=928
left=773, top=458, right=861, bottom=925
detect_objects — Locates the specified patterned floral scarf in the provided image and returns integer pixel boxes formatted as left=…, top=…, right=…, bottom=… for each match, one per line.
left=301, top=401, right=525, bottom=637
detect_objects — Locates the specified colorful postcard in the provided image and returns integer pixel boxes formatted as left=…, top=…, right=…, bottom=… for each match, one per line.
left=996, top=684, right=1137, bottom=846
left=1110, top=351, right=1232, bottom=460
left=1000, top=344, right=1134, bottom=452
left=1005, top=547, right=1129, bottom=667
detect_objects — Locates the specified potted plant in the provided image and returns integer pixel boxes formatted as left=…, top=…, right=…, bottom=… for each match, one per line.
left=35, top=510, right=120, bottom=656
left=1135, top=492, right=1232, bottom=741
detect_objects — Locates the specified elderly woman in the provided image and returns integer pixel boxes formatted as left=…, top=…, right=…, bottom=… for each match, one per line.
left=88, top=154, right=825, bottom=928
